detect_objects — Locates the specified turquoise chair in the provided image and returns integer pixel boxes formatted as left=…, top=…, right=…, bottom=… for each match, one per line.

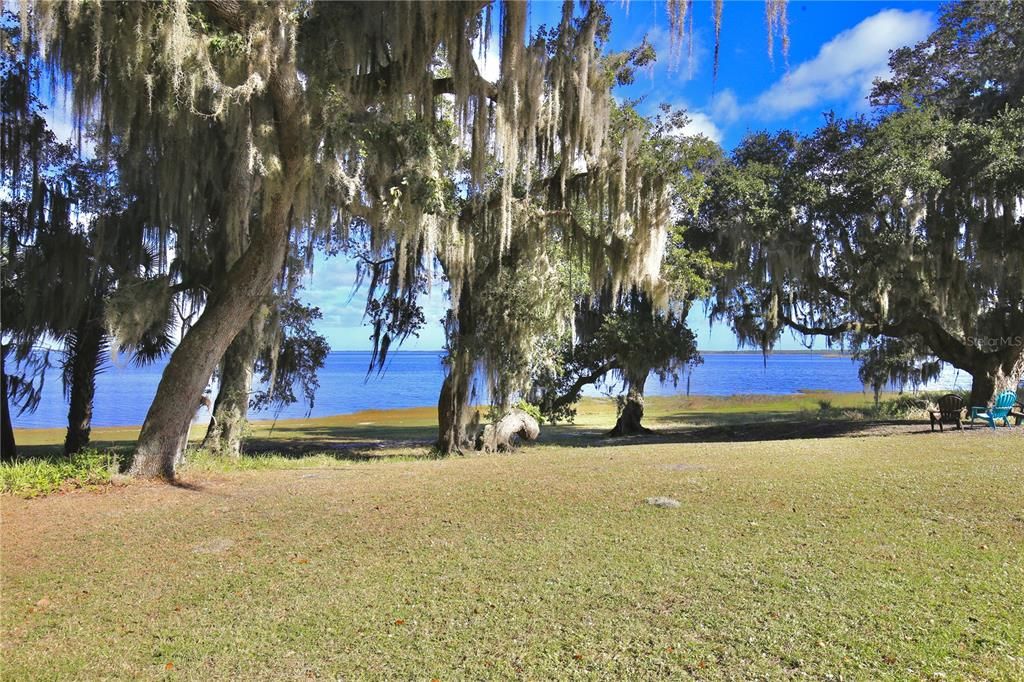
left=969, top=390, right=1017, bottom=429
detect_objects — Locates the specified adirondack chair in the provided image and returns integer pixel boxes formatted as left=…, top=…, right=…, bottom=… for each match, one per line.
left=928, top=393, right=964, bottom=432
left=969, top=390, right=1017, bottom=429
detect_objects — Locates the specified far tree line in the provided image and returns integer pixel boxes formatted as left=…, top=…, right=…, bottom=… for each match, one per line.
left=2, top=1, right=1021, bottom=473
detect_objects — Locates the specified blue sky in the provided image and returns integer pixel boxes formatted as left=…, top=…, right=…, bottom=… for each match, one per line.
left=306, top=1, right=939, bottom=352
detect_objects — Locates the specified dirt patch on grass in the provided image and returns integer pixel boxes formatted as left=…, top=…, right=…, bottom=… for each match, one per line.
left=192, top=538, right=235, bottom=554
left=1, top=473, right=231, bottom=544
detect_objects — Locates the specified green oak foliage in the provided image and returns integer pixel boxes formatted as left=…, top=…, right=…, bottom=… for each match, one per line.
left=694, top=1, right=1024, bottom=406
left=533, top=106, right=722, bottom=431
left=533, top=300, right=700, bottom=426
left=250, top=297, right=329, bottom=416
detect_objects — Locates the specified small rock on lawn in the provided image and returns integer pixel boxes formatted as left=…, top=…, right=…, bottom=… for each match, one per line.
left=645, top=497, right=681, bottom=509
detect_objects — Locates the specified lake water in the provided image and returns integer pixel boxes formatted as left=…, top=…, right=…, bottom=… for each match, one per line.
left=12, top=351, right=970, bottom=429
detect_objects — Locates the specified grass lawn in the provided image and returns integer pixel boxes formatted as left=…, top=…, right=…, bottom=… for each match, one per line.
left=2, top=394, right=1023, bottom=679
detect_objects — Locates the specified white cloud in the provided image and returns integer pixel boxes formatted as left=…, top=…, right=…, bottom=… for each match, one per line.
left=678, top=111, right=723, bottom=144
left=753, top=9, right=933, bottom=118
left=709, top=89, right=740, bottom=124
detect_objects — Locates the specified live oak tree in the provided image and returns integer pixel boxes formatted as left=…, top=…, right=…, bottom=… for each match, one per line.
left=25, top=1, right=485, bottom=475
left=23, top=0, right=791, bottom=474
left=355, top=5, right=682, bottom=453
left=694, top=1, right=1024, bottom=407
left=534, top=293, right=700, bottom=436
left=531, top=108, right=721, bottom=435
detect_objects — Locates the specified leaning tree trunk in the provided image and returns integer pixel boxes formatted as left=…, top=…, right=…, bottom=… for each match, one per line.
left=201, top=310, right=264, bottom=457
left=475, top=408, right=540, bottom=453
left=967, top=346, right=1024, bottom=408
left=608, top=372, right=652, bottom=437
left=128, top=54, right=303, bottom=479
left=129, top=221, right=292, bottom=477
left=1, top=349, right=15, bottom=462
left=63, top=312, right=106, bottom=456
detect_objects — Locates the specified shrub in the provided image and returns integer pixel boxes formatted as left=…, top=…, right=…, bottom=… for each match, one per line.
left=514, top=399, right=543, bottom=423
left=875, top=393, right=941, bottom=418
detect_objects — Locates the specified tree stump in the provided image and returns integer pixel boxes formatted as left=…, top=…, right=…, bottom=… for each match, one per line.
left=475, top=409, right=540, bottom=453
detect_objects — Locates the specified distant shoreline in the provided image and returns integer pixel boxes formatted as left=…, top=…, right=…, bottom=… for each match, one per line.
left=23, top=351, right=957, bottom=431
left=12, top=389, right=898, bottom=437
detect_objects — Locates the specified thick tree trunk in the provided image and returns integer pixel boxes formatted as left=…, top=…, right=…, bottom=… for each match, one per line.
left=201, top=310, right=264, bottom=457
left=436, top=353, right=473, bottom=454
left=1, top=349, right=15, bottom=462
left=63, top=313, right=106, bottom=456
left=436, top=261, right=478, bottom=454
left=434, top=242, right=529, bottom=454
left=608, top=373, right=652, bottom=437
left=967, top=347, right=1024, bottom=408
left=128, top=52, right=304, bottom=479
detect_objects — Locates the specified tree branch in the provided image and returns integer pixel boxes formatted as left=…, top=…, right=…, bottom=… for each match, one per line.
left=350, top=60, right=498, bottom=101
left=778, top=314, right=868, bottom=337
left=431, top=74, right=498, bottom=100
left=546, top=360, right=620, bottom=414
left=205, top=0, right=248, bottom=32
left=778, top=309, right=984, bottom=371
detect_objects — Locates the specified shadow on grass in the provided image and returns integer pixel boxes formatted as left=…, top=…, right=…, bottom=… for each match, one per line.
left=168, top=478, right=205, bottom=491
left=7, top=442, right=134, bottom=462
left=236, top=411, right=997, bottom=458
left=536, top=412, right=976, bottom=450
left=240, top=423, right=438, bottom=461
left=14, top=405, right=1004, bottom=470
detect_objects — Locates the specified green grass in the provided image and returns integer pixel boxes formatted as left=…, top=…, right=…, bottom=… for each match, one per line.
left=2, top=394, right=1022, bottom=679
left=0, top=448, right=125, bottom=497
left=0, top=390, right=992, bottom=497
left=2, top=391, right=890, bottom=496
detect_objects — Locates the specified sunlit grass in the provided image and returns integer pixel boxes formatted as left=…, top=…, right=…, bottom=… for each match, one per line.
left=0, top=449, right=124, bottom=498
left=2, top=431, right=1021, bottom=679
